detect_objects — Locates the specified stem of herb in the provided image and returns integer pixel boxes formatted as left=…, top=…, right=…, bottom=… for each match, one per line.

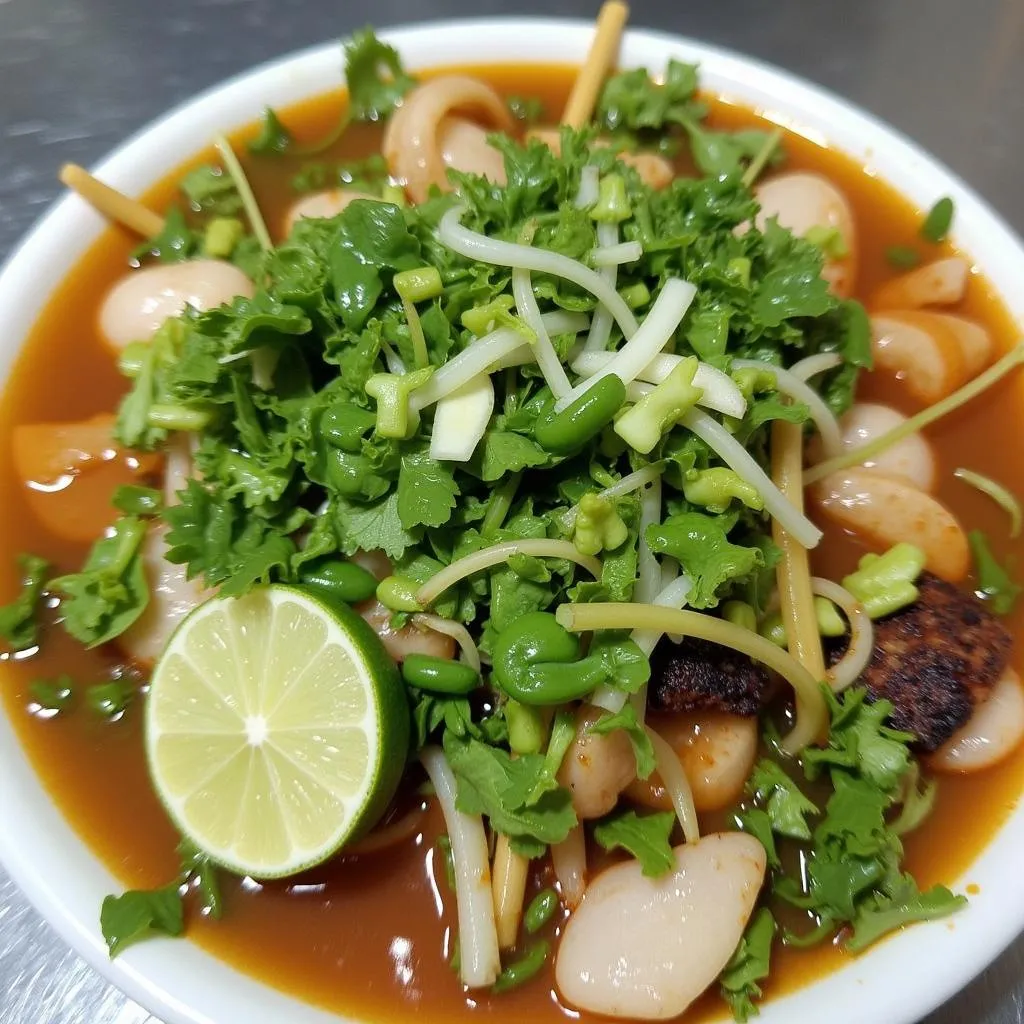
left=741, top=127, right=784, bottom=188
left=213, top=134, right=273, bottom=251
left=481, top=473, right=522, bottom=539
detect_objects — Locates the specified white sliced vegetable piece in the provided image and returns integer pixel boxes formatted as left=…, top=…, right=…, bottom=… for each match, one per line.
left=836, top=403, right=937, bottom=492
left=430, top=375, right=495, bottom=462
left=872, top=256, right=969, bottom=309
left=929, top=669, right=1024, bottom=773
left=555, top=833, right=766, bottom=1020
left=573, top=350, right=746, bottom=419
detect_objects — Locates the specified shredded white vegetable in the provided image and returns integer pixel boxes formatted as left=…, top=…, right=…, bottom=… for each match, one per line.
left=512, top=267, right=573, bottom=398
left=575, top=165, right=600, bottom=209
left=734, top=358, right=844, bottom=459
left=438, top=205, right=639, bottom=339
left=410, top=311, right=584, bottom=411
left=591, top=240, right=643, bottom=267
left=636, top=474, right=663, bottom=605
left=551, top=825, right=587, bottom=909
left=811, top=577, right=874, bottom=693
left=574, top=350, right=747, bottom=419
left=412, top=614, right=482, bottom=672
left=583, top=220, right=620, bottom=353
left=420, top=747, right=500, bottom=988
left=430, top=375, right=494, bottom=462
left=380, top=339, right=407, bottom=376
left=647, top=726, right=701, bottom=845
left=683, top=408, right=823, bottom=549
left=554, top=278, right=697, bottom=413
left=789, top=351, right=843, bottom=382
left=417, top=539, right=602, bottom=607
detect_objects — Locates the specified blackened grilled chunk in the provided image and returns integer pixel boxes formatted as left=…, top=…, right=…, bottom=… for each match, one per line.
left=828, top=572, right=1012, bottom=751
left=647, top=636, right=771, bottom=716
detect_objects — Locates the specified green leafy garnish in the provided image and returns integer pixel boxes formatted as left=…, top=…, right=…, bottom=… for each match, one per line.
left=968, top=529, right=1021, bottom=614
left=885, top=245, right=921, bottom=269
left=0, top=553, right=50, bottom=651
left=100, top=884, right=184, bottom=958
left=30, top=675, right=74, bottom=713
left=248, top=107, right=294, bottom=155
left=48, top=518, right=149, bottom=647
left=719, top=909, right=777, bottom=1022
left=593, top=809, right=676, bottom=877
left=920, top=196, right=954, bottom=243
left=86, top=678, right=136, bottom=719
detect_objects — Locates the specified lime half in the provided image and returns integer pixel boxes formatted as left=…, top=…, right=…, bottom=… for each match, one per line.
left=145, top=585, right=409, bottom=878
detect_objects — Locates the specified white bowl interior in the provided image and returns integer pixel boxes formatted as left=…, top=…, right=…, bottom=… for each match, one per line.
left=0, top=17, right=1022, bottom=1024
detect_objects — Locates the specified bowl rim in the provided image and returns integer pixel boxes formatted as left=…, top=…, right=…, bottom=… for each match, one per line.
left=0, top=15, right=1022, bottom=1024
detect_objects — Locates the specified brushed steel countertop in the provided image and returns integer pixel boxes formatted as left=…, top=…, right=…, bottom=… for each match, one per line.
left=1, top=1, right=1022, bottom=1021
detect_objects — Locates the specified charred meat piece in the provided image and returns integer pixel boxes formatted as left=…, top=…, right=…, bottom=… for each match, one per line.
left=829, top=572, right=1012, bottom=751
left=647, top=636, right=771, bottom=716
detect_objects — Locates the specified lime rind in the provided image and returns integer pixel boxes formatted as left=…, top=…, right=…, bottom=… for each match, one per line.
left=145, top=584, right=409, bottom=879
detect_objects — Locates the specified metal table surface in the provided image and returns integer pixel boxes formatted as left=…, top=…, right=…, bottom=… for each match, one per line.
left=1, top=0, right=1022, bottom=1021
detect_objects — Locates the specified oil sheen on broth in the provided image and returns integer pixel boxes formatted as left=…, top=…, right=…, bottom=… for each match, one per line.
left=1, top=62, right=1023, bottom=1023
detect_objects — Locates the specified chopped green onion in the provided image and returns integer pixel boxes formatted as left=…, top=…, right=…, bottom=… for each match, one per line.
left=573, top=493, right=629, bottom=556
left=683, top=467, right=764, bottom=514
left=614, top=357, right=703, bottom=454
left=921, top=197, right=954, bottom=243
left=954, top=467, right=1022, bottom=537
left=842, top=544, right=925, bottom=619
left=461, top=296, right=533, bottom=339
left=620, top=281, right=651, bottom=309
left=591, top=174, right=631, bottom=223
left=885, top=245, right=921, bottom=269
left=381, top=184, right=407, bottom=207
left=722, top=600, right=757, bottom=633
left=804, top=225, right=849, bottom=259
left=365, top=366, right=434, bottom=439
left=394, top=266, right=443, bottom=303
left=814, top=596, right=847, bottom=637
left=203, top=217, right=244, bottom=258
left=117, top=341, right=149, bottom=379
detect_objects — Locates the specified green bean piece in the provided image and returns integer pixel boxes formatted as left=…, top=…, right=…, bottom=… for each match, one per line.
left=506, top=700, right=547, bottom=755
left=300, top=558, right=378, bottom=604
left=377, top=575, right=423, bottom=612
left=534, top=374, right=626, bottom=455
left=402, top=654, right=479, bottom=695
left=524, top=888, right=559, bottom=934
left=759, top=613, right=787, bottom=648
left=591, top=174, right=631, bottom=223
left=722, top=600, right=757, bottom=633
left=492, top=940, right=551, bottom=993
left=814, top=596, right=847, bottom=637
left=492, top=611, right=588, bottom=705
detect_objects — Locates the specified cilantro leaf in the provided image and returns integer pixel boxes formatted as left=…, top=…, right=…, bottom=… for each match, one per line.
left=443, top=732, right=577, bottom=850
left=100, top=884, right=184, bottom=958
left=180, top=164, right=242, bottom=215
left=49, top=518, right=149, bottom=647
left=0, top=553, right=50, bottom=651
left=477, top=430, right=550, bottom=482
left=397, top=449, right=459, bottom=531
left=248, top=107, right=294, bottom=155
left=968, top=529, right=1021, bottom=614
left=719, top=908, right=777, bottom=1023
left=596, top=60, right=700, bottom=131
left=748, top=759, right=818, bottom=840
left=646, top=512, right=763, bottom=609
left=736, top=807, right=780, bottom=869
left=590, top=703, right=656, bottom=780
left=593, top=809, right=676, bottom=877
left=847, top=880, right=965, bottom=952
left=334, top=491, right=417, bottom=560
left=344, top=27, right=417, bottom=122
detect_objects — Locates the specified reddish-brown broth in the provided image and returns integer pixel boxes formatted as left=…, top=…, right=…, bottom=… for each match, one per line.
left=2, top=62, right=1024, bottom=1023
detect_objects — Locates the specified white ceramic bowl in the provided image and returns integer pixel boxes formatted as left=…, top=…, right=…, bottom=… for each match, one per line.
left=1, top=17, right=1022, bottom=1024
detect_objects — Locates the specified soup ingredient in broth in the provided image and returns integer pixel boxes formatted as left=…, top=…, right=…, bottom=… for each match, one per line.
left=10, top=8, right=1023, bottom=1021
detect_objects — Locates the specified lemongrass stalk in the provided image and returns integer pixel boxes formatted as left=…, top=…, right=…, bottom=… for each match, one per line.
left=805, top=344, right=1024, bottom=484
left=554, top=603, right=827, bottom=754
left=417, top=540, right=602, bottom=607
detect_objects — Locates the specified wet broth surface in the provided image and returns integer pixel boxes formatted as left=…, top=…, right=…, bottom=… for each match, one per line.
left=1, top=63, right=1023, bottom=1023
